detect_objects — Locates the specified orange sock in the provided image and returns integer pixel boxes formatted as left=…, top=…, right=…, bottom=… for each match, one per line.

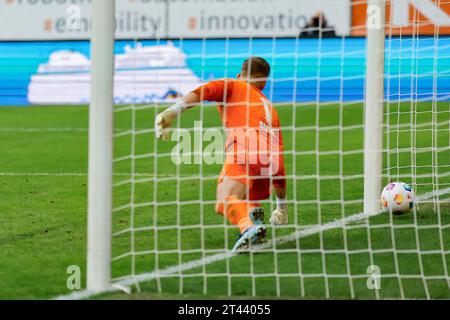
left=217, top=196, right=255, bottom=234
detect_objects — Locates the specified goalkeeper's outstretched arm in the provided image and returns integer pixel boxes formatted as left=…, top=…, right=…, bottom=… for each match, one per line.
left=155, top=91, right=201, bottom=141
left=155, top=79, right=228, bottom=140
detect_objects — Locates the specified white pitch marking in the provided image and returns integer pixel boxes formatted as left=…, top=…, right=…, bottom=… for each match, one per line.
left=0, top=172, right=148, bottom=177
left=0, top=120, right=447, bottom=133
left=0, top=172, right=200, bottom=177
left=0, top=128, right=89, bottom=133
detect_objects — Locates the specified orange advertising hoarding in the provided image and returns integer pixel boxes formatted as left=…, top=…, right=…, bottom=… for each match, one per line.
left=352, top=0, right=450, bottom=35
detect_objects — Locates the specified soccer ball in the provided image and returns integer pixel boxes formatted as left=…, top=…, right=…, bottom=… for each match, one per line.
left=380, top=182, right=415, bottom=215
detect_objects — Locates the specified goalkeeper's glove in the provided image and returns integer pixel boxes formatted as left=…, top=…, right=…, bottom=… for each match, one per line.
left=155, top=99, right=189, bottom=141
left=155, top=108, right=177, bottom=141
left=270, top=197, right=288, bottom=225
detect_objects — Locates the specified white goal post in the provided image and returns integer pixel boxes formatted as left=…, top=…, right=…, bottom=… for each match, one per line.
left=363, top=0, right=386, bottom=215
left=87, top=0, right=115, bottom=292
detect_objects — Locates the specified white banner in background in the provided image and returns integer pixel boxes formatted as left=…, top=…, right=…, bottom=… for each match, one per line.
left=0, top=0, right=166, bottom=40
left=0, top=0, right=351, bottom=40
left=27, top=42, right=203, bottom=104
left=170, top=0, right=351, bottom=37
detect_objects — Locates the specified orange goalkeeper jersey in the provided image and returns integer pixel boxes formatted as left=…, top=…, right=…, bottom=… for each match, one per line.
left=193, top=79, right=286, bottom=189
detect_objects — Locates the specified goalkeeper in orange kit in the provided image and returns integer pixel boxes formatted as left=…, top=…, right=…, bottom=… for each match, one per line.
left=155, top=57, right=288, bottom=252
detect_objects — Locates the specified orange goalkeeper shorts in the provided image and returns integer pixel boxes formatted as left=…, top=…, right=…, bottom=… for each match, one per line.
left=217, top=163, right=271, bottom=201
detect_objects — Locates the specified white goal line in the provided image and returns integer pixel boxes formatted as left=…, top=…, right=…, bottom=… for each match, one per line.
left=0, top=172, right=163, bottom=177
left=54, top=186, right=450, bottom=300
left=1, top=118, right=448, bottom=134
left=3, top=171, right=449, bottom=180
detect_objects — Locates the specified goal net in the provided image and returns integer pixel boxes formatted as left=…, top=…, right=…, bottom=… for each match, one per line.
left=89, top=0, right=450, bottom=299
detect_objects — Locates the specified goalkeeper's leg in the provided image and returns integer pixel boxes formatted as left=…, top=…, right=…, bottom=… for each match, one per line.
left=215, top=175, right=266, bottom=251
left=215, top=177, right=254, bottom=234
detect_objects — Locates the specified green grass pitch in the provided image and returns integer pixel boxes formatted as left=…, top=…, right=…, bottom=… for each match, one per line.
left=0, top=102, right=449, bottom=300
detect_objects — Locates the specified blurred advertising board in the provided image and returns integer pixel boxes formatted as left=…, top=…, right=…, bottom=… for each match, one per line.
left=0, top=0, right=351, bottom=40
left=351, top=0, right=450, bottom=36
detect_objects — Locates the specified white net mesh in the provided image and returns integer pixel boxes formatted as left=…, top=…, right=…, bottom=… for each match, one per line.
left=109, top=0, right=450, bottom=299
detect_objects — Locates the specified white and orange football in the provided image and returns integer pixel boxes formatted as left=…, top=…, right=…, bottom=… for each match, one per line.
left=380, top=182, right=415, bottom=215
